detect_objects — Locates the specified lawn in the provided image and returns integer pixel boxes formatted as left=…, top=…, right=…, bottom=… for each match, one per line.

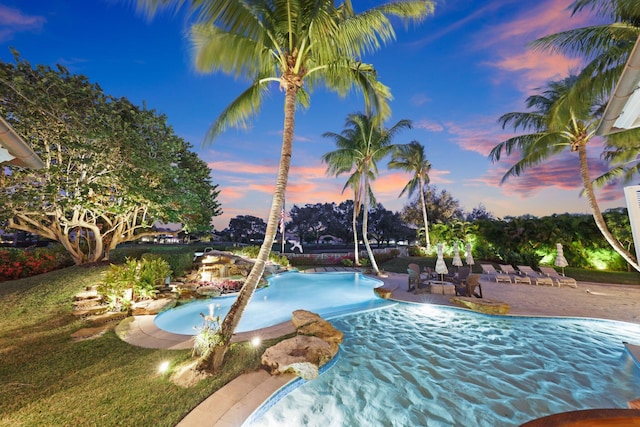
left=0, top=264, right=270, bottom=427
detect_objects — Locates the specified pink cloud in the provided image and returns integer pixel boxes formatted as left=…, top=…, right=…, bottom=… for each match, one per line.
left=445, top=120, right=511, bottom=157
left=410, top=94, right=431, bottom=106
left=0, top=5, right=45, bottom=42
left=415, top=119, right=444, bottom=132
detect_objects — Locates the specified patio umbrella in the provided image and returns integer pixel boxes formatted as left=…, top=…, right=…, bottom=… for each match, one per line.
left=435, top=242, right=448, bottom=281
left=465, top=242, right=475, bottom=266
left=451, top=242, right=463, bottom=271
left=554, top=243, right=568, bottom=276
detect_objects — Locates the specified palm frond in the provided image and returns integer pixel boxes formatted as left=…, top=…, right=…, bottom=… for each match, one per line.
left=204, top=78, right=273, bottom=143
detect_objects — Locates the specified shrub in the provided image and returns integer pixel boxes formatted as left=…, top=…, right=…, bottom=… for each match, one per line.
left=142, top=252, right=193, bottom=279
left=98, top=257, right=171, bottom=311
left=0, top=246, right=73, bottom=282
left=341, top=258, right=354, bottom=267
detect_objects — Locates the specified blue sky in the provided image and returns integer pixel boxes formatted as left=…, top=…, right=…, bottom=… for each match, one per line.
left=0, top=0, right=623, bottom=230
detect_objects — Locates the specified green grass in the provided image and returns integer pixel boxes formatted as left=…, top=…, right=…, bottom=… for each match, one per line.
left=379, top=257, right=640, bottom=286
left=0, top=265, right=275, bottom=427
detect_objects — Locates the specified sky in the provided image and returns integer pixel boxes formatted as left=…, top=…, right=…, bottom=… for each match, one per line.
left=0, top=0, right=627, bottom=231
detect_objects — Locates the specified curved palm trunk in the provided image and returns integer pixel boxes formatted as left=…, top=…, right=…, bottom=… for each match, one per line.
left=362, top=170, right=380, bottom=274
left=418, top=176, right=430, bottom=249
left=197, top=87, right=297, bottom=372
left=352, top=198, right=360, bottom=265
left=578, top=146, right=639, bottom=272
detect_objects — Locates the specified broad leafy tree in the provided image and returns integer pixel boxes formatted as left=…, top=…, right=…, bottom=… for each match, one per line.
left=139, top=0, right=435, bottom=372
left=323, top=113, right=411, bottom=274
left=0, top=54, right=220, bottom=264
left=401, top=184, right=463, bottom=230
left=228, top=215, right=267, bottom=243
left=388, top=140, right=432, bottom=248
left=489, top=75, right=639, bottom=271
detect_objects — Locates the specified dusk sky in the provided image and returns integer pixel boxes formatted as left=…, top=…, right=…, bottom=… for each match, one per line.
left=0, top=0, right=624, bottom=231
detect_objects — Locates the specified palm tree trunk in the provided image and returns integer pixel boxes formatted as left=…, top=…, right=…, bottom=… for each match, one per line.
left=578, top=146, right=639, bottom=272
left=362, top=170, right=380, bottom=274
left=197, top=86, right=297, bottom=372
left=352, top=197, right=360, bottom=265
left=419, top=176, right=430, bottom=249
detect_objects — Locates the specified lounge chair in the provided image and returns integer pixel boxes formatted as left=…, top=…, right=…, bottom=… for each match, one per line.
left=452, top=266, right=471, bottom=285
left=480, top=264, right=512, bottom=283
left=538, top=266, right=578, bottom=288
left=516, top=265, right=555, bottom=286
left=499, top=264, right=532, bottom=285
left=454, top=273, right=483, bottom=298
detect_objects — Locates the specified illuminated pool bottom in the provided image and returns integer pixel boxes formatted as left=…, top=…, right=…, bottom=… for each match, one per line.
left=247, top=304, right=640, bottom=427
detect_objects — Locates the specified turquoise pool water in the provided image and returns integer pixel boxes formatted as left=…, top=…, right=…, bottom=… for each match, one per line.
left=248, top=304, right=640, bottom=427
left=154, top=271, right=391, bottom=334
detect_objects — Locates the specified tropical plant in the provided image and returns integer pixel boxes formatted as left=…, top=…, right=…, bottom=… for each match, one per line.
left=489, top=75, right=639, bottom=271
left=388, top=140, right=432, bottom=249
left=323, top=113, right=412, bottom=274
left=138, top=0, right=435, bottom=372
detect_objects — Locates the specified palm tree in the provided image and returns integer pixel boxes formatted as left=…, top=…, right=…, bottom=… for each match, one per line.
left=323, top=112, right=411, bottom=274
left=138, top=0, right=435, bottom=372
left=489, top=75, right=640, bottom=272
left=388, top=140, right=432, bottom=249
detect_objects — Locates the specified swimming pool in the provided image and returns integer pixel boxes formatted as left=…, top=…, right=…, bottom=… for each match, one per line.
left=154, top=271, right=392, bottom=334
left=247, top=304, right=640, bottom=427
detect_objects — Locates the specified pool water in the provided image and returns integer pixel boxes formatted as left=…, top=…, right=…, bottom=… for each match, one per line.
left=248, top=304, right=640, bottom=427
left=154, top=271, right=391, bottom=334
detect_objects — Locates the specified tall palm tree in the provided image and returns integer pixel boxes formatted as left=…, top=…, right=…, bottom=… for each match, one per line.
left=489, top=75, right=640, bottom=272
left=323, top=113, right=411, bottom=274
left=138, top=0, right=435, bottom=372
left=388, top=140, right=432, bottom=249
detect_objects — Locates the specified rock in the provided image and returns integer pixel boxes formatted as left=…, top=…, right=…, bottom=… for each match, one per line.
left=297, top=319, right=343, bottom=353
left=450, top=297, right=510, bottom=315
left=71, top=324, right=115, bottom=342
left=261, top=335, right=334, bottom=380
left=291, top=309, right=323, bottom=328
left=85, top=311, right=128, bottom=326
left=74, top=288, right=99, bottom=300
left=374, top=287, right=393, bottom=299
left=72, top=305, right=108, bottom=317
left=131, top=298, right=177, bottom=316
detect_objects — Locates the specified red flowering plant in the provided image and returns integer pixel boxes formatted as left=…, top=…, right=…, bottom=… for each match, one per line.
left=0, top=246, right=73, bottom=282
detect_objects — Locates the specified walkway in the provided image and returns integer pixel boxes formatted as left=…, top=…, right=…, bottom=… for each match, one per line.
left=118, top=267, right=640, bottom=426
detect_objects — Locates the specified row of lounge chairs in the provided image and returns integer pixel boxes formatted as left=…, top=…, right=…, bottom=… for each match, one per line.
left=481, top=264, right=577, bottom=288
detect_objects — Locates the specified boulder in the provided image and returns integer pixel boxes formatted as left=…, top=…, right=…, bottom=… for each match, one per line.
left=261, top=335, right=334, bottom=380
left=131, top=298, right=177, bottom=316
left=374, top=287, right=393, bottom=299
left=450, top=297, right=510, bottom=315
left=297, top=319, right=343, bottom=353
left=291, top=309, right=323, bottom=328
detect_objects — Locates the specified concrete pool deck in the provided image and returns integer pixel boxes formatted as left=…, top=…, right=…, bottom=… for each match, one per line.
left=118, top=268, right=640, bottom=426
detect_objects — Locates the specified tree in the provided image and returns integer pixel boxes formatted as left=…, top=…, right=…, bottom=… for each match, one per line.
left=0, top=54, right=220, bottom=264
left=400, top=184, right=463, bottom=229
left=489, top=75, right=640, bottom=272
left=388, top=140, right=432, bottom=248
left=139, top=0, right=435, bottom=372
left=228, top=215, right=267, bottom=243
left=323, top=112, right=411, bottom=274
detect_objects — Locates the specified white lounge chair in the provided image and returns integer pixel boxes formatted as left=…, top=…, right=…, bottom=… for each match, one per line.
left=538, top=266, right=578, bottom=288
left=516, top=265, right=555, bottom=286
left=499, top=264, right=532, bottom=285
left=481, top=264, right=512, bottom=283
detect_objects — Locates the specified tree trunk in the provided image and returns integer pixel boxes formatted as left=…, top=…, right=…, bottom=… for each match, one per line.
left=578, top=146, right=639, bottom=272
left=198, top=85, right=298, bottom=373
left=352, top=195, right=360, bottom=266
left=419, top=176, right=430, bottom=250
left=362, top=170, right=380, bottom=274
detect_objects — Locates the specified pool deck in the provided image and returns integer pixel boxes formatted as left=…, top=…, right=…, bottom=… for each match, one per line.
left=118, top=268, right=640, bottom=426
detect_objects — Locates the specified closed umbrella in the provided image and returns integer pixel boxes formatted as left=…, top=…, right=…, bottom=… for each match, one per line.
left=554, top=243, right=568, bottom=276
left=452, top=242, right=463, bottom=271
left=435, top=242, right=448, bottom=281
left=465, top=242, right=475, bottom=266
